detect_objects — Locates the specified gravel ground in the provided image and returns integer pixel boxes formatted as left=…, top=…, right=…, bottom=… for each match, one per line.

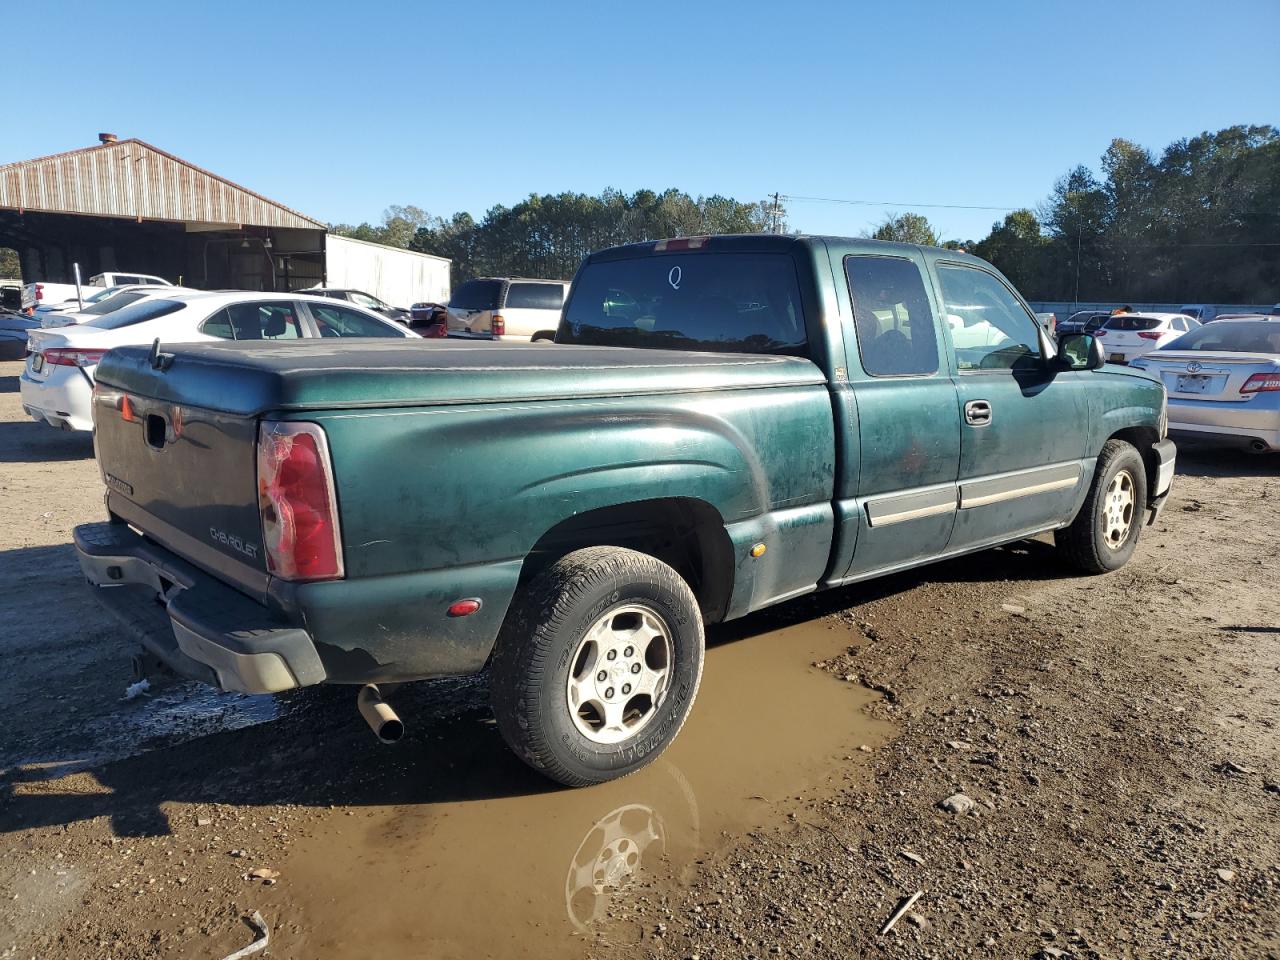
left=1, top=358, right=1278, bottom=959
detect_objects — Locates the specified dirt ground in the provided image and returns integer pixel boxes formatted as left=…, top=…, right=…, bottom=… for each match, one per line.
left=1, top=357, right=1277, bottom=960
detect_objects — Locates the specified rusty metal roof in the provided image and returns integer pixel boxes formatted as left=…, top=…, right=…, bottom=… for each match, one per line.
left=0, top=139, right=326, bottom=229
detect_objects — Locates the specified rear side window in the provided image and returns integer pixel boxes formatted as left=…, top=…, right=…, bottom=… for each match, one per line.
left=845, top=256, right=938, bottom=376
left=505, top=282, right=564, bottom=311
left=309, top=303, right=404, bottom=338
left=201, top=309, right=234, bottom=339
left=450, top=279, right=503, bottom=311
left=83, top=299, right=186, bottom=330
left=1105, top=316, right=1161, bottom=331
left=560, top=253, right=807, bottom=355
left=225, top=302, right=303, bottom=340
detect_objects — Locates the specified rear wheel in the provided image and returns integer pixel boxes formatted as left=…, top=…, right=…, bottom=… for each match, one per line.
left=1055, top=439, right=1147, bottom=573
left=489, top=547, right=704, bottom=786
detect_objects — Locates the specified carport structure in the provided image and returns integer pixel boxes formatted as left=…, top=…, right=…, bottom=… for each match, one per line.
left=0, top=134, right=329, bottom=291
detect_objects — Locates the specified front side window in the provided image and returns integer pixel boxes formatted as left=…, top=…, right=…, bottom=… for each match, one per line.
left=225, top=302, right=303, bottom=340
left=505, top=282, right=564, bottom=311
left=845, top=255, right=939, bottom=376
left=309, top=303, right=403, bottom=338
left=560, top=253, right=807, bottom=355
left=936, top=264, right=1041, bottom=371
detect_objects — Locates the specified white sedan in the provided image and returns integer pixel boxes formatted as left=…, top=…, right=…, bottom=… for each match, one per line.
left=20, top=290, right=419, bottom=432
left=1095, top=312, right=1200, bottom=364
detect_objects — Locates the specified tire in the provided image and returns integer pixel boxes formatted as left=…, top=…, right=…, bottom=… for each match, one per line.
left=489, top=547, right=705, bottom=787
left=1055, top=439, right=1148, bottom=574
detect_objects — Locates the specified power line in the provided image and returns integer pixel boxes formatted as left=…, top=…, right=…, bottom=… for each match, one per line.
left=781, top=193, right=1020, bottom=212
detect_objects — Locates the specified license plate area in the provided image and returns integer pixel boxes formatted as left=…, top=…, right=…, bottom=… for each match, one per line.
left=1175, top=374, right=1212, bottom=393
left=30, top=352, right=44, bottom=373
left=1109, top=353, right=1125, bottom=363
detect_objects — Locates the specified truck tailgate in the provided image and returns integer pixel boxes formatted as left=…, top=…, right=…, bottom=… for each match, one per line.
left=92, top=382, right=270, bottom=598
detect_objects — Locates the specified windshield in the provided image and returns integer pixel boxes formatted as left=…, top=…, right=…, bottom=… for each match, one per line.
left=81, top=291, right=149, bottom=316
left=83, top=299, right=187, bottom=330
left=1161, top=322, right=1280, bottom=353
left=560, top=253, right=807, bottom=355
left=1104, top=315, right=1161, bottom=331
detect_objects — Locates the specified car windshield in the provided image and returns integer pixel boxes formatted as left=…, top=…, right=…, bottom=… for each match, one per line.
left=1104, top=315, right=1161, bottom=331
left=83, top=299, right=187, bottom=330
left=81, top=291, right=149, bottom=315
left=560, top=253, right=808, bottom=355
left=1161, top=321, right=1280, bottom=353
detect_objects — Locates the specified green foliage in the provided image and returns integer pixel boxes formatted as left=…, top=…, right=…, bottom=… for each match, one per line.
left=866, top=212, right=940, bottom=246
left=977, top=126, right=1280, bottom=302
left=406, top=189, right=778, bottom=283
left=0, top=247, right=19, bottom=280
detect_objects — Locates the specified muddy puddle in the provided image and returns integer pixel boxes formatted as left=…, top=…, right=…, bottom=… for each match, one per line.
left=277, top=618, right=892, bottom=959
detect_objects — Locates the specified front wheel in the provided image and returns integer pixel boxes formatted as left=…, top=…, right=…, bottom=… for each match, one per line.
left=489, top=547, right=705, bottom=786
left=1055, top=439, right=1148, bottom=573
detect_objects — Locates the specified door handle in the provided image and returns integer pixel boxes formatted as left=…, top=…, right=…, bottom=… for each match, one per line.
left=964, top=399, right=992, bottom=426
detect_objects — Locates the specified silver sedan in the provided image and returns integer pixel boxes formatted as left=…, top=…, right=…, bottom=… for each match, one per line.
left=1129, top=317, right=1280, bottom=453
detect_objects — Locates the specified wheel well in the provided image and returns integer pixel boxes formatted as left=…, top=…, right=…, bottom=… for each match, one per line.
left=519, top=498, right=735, bottom=623
left=1106, top=425, right=1159, bottom=489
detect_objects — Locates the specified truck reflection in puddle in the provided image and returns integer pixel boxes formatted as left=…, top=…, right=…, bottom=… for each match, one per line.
left=278, top=619, right=891, bottom=958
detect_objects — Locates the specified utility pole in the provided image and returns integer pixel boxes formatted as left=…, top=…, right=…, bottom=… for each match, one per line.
left=771, top=193, right=781, bottom=234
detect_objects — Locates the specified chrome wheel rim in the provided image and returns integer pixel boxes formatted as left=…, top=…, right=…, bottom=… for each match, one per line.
left=566, top=604, right=673, bottom=745
left=1101, top=468, right=1136, bottom=549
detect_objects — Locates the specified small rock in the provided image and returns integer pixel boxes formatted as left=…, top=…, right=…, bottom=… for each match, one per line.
left=1216, top=869, right=1235, bottom=883
left=1001, top=603, right=1026, bottom=616
left=1185, top=910, right=1209, bottom=921
left=196, top=818, right=212, bottom=827
left=228, top=849, right=244, bottom=858
left=248, top=868, right=279, bottom=880
left=900, top=850, right=925, bottom=866
left=858, top=744, right=872, bottom=753
left=906, top=912, right=929, bottom=930
left=946, top=740, right=973, bottom=751
left=939, top=793, right=975, bottom=815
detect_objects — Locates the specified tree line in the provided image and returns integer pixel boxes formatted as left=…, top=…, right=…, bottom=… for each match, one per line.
left=332, top=191, right=780, bottom=284
left=333, top=124, right=1279, bottom=302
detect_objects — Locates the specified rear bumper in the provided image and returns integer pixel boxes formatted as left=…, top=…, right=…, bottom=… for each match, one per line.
left=19, top=364, right=94, bottom=432
left=1167, top=398, right=1280, bottom=451
left=74, top=522, right=326, bottom=694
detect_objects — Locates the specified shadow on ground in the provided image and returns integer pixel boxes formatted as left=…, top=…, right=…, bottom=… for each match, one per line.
left=0, top=539, right=1073, bottom=839
left=0, top=374, right=18, bottom=394
left=1175, top=443, right=1279, bottom=479
left=0, top=419, right=95, bottom=463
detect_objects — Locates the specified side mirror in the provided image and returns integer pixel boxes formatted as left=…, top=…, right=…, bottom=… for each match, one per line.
left=1057, top=333, right=1105, bottom=370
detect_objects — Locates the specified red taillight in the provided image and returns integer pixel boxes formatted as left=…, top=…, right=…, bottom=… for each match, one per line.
left=1240, top=372, right=1280, bottom=394
left=491, top=314, right=505, bottom=337
left=1094, top=330, right=1105, bottom=337
left=1137, top=331, right=1163, bottom=341
left=257, top=422, right=343, bottom=581
left=44, top=347, right=107, bottom=367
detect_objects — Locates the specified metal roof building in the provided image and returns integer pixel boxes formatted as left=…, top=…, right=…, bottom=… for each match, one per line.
left=0, top=135, right=333, bottom=291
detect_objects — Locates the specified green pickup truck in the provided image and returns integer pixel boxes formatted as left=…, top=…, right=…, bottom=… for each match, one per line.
left=76, top=235, right=1175, bottom=785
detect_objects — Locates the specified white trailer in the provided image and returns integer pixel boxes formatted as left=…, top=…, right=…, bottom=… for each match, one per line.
left=323, top=234, right=450, bottom=309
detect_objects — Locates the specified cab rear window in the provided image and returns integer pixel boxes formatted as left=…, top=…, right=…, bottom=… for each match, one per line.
left=560, top=254, right=807, bottom=355
left=449, top=279, right=503, bottom=311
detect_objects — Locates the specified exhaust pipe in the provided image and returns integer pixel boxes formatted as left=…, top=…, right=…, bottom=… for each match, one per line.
left=357, top=684, right=404, bottom=743
left=1250, top=439, right=1269, bottom=454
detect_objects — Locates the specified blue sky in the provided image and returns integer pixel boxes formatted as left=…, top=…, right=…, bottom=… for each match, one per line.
left=8, top=0, right=1277, bottom=242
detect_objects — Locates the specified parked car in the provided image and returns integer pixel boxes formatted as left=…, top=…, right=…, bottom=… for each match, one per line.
left=1056, top=310, right=1112, bottom=337
left=1130, top=317, right=1280, bottom=452
left=408, top=301, right=448, bottom=337
left=77, top=234, right=1174, bottom=786
left=446, top=277, right=571, bottom=341
left=1270, top=304, right=1280, bottom=317
left=20, top=291, right=418, bottom=432
left=21, top=272, right=172, bottom=311
left=297, top=287, right=410, bottom=324
left=40, top=285, right=194, bottom=328
left=1177, top=304, right=1215, bottom=324
left=1, top=281, right=21, bottom=313
left=1096, top=312, right=1199, bottom=364
left=0, top=311, right=38, bottom=361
